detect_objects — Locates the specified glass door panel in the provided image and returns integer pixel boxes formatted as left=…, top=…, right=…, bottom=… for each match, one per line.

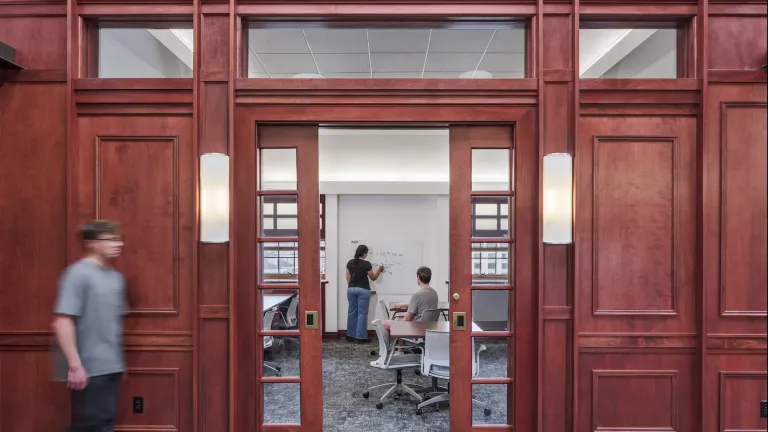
left=449, top=126, right=515, bottom=430
left=256, top=126, right=322, bottom=430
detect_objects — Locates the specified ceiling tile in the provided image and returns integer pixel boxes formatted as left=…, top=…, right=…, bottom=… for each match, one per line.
left=304, top=29, right=368, bottom=54
left=479, top=53, right=526, bottom=72
left=368, top=29, right=430, bottom=53
left=487, top=29, right=527, bottom=54
left=371, top=53, right=424, bottom=73
left=258, top=53, right=317, bottom=74
left=425, top=53, right=481, bottom=72
left=249, top=29, right=309, bottom=54
left=314, top=54, right=370, bottom=73
left=428, top=29, right=493, bottom=53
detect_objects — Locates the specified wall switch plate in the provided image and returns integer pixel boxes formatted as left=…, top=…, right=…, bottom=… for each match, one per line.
left=133, top=396, right=144, bottom=414
left=760, top=400, right=767, bottom=418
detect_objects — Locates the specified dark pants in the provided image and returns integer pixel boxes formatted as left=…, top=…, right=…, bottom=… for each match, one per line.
left=70, top=373, right=121, bottom=432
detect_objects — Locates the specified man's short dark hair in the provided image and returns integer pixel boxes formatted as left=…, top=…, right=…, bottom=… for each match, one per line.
left=416, top=266, right=432, bottom=284
left=79, top=220, right=120, bottom=242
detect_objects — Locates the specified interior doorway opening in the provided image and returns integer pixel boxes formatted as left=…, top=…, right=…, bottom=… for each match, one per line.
left=257, top=125, right=515, bottom=431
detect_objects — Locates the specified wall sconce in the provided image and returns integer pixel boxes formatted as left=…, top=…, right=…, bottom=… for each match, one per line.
left=200, top=153, right=230, bottom=243
left=543, top=153, right=573, bottom=244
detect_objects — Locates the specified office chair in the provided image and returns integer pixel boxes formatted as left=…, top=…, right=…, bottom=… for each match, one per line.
left=263, top=309, right=281, bottom=376
left=363, top=319, right=425, bottom=409
left=278, top=296, right=300, bottom=348
left=415, top=329, right=491, bottom=416
left=421, top=308, right=442, bottom=322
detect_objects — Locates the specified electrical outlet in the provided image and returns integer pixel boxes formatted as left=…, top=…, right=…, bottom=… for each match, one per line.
left=133, top=396, right=144, bottom=414
left=760, top=400, right=767, bottom=418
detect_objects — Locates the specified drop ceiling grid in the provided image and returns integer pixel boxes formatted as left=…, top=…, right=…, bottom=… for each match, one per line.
left=247, top=27, right=526, bottom=78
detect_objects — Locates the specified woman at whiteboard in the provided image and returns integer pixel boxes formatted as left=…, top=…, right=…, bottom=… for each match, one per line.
left=346, top=245, right=385, bottom=343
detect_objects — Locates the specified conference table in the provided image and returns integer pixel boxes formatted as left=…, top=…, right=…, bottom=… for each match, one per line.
left=388, top=320, right=482, bottom=338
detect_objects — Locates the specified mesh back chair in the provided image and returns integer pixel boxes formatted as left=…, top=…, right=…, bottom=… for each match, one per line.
left=279, top=296, right=299, bottom=328
left=263, top=309, right=281, bottom=376
left=415, top=330, right=492, bottom=416
left=362, top=319, right=426, bottom=409
left=278, top=296, right=300, bottom=347
left=420, top=309, right=442, bottom=322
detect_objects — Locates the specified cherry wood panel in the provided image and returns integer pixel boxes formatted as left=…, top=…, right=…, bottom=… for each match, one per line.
left=708, top=16, right=768, bottom=71
left=77, top=116, right=194, bottom=331
left=0, top=84, right=67, bottom=332
left=578, top=353, right=697, bottom=432
left=704, top=84, right=768, bottom=336
left=577, top=117, right=697, bottom=333
left=0, top=351, right=71, bottom=432
left=118, top=350, right=193, bottom=432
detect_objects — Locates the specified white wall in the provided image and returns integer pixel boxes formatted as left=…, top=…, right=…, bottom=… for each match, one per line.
left=327, top=195, right=450, bottom=332
left=99, top=28, right=192, bottom=78
left=602, top=29, right=676, bottom=78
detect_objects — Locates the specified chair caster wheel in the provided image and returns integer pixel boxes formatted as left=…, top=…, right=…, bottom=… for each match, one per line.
left=276, top=366, right=281, bottom=371
left=370, top=350, right=376, bottom=356
left=363, top=392, right=369, bottom=399
left=414, top=371, right=421, bottom=375
left=415, top=408, right=422, bottom=415
left=376, top=403, right=383, bottom=409
left=484, top=408, right=492, bottom=416
left=396, top=391, right=402, bottom=396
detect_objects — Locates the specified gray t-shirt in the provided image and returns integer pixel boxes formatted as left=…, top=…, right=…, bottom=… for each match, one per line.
left=407, top=286, right=439, bottom=321
left=52, top=258, right=128, bottom=380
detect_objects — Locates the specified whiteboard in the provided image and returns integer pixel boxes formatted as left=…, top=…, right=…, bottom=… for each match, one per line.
left=349, top=240, right=424, bottom=295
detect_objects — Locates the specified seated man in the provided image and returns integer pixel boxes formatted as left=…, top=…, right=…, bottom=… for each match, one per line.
left=384, top=266, right=439, bottom=331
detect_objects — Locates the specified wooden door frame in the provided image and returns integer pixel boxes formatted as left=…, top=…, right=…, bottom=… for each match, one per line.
left=232, top=89, right=540, bottom=431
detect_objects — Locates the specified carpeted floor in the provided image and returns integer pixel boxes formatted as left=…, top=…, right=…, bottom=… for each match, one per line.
left=263, top=338, right=509, bottom=430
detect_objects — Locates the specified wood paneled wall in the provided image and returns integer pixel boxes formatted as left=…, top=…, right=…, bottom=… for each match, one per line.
left=0, top=0, right=765, bottom=431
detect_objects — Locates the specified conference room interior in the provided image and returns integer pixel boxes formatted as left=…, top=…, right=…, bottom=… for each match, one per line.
left=257, top=127, right=513, bottom=430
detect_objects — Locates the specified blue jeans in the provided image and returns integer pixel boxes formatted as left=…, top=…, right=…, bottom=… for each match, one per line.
left=346, top=287, right=371, bottom=339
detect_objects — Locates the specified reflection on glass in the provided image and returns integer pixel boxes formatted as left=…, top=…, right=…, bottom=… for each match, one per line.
left=247, top=24, right=527, bottom=79
left=472, top=196, right=510, bottom=238
left=471, top=384, right=508, bottom=425
left=260, top=242, right=299, bottom=283
left=261, top=195, right=298, bottom=237
left=261, top=148, right=297, bottom=190
left=471, top=337, right=510, bottom=378
left=263, top=383, right=301, bottom=424
left=262, top=337, right=300, bottom=378
left=472, top=149, right=511, bottom=191
left=472, top=291, right=510, bottom=332
left=98, top=26, right=194, bottom=78
left=471, top=243, right=511, bottom=285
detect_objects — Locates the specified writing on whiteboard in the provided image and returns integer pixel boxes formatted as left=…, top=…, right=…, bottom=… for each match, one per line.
left=368, top=251, right=405, bottom=276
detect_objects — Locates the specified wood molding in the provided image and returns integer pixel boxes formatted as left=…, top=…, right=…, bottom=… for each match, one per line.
left=591, top=136, right=680, bottom=317
left=0, top=332, right=193, bottom=349
left=95, top=135, right=181, bottom=316
left=579, top=333, right=698, bottom=350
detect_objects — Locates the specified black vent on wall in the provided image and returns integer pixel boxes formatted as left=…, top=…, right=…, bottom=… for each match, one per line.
left=0, top=41, right=23, bottom=69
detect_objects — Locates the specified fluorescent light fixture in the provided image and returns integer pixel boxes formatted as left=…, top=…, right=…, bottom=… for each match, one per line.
left=200, top=153, right=230, bottom=243
left=542, top=153, right=573, bottom=244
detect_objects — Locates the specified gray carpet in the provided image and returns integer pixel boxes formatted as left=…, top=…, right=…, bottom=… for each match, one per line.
left=263, top=338, right=509, bottom=430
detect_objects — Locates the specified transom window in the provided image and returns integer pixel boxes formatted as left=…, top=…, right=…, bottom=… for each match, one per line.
left=246, top=21, right=527, bottom=79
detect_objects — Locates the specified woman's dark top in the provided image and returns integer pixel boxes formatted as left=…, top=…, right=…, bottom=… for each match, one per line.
left=346, top=259, right=373, bottom=290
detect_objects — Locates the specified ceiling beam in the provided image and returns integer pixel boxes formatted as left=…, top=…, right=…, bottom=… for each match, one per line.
left=580, top=29, right=657, bottom=78
left=147, top=29, right=194, bottom=70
